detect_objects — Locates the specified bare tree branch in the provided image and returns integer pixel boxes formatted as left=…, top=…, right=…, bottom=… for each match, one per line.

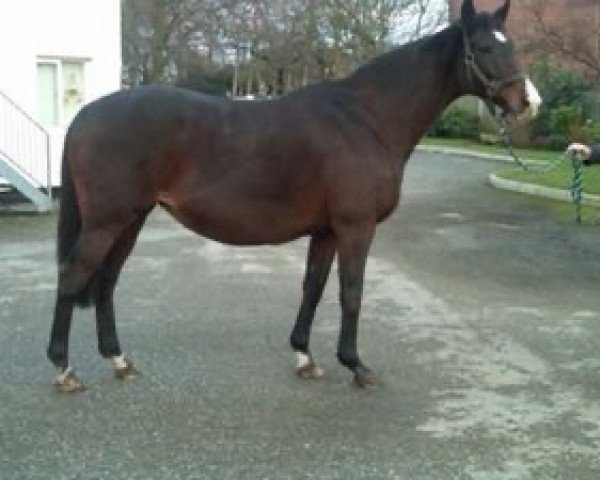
left=524, top=0, right=600, bottom=83
left=122, top=0, right=449, bottom=91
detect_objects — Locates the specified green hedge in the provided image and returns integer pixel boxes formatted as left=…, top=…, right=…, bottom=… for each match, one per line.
left=429, top=107, right=480, bottom=140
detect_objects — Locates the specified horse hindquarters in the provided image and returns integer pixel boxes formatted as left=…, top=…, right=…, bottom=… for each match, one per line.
left=48, top=153, right=112, bottom=374
left=48, top=146, right=149, bottom=391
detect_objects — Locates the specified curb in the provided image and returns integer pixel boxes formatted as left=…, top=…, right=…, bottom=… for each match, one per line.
left=417, top=144, right=519, bottom=164
left=489, top=173, right=600, bottom=207
left=416, top=144, right=550, bottom=166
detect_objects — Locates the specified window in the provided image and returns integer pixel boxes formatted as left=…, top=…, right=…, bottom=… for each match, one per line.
left=36, top=59, right=85, bottom=127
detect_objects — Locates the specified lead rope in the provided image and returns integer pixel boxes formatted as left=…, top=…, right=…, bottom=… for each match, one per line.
left=497, top=116, right=561, bottom=174
left=497, top=114, right=584, bottom=224
left=569, top=153, right=583, bottom=224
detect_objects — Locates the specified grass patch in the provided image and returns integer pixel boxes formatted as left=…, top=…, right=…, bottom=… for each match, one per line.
left=499, top=165, right=600, bottom=201
left=497, top=163, right=600, bottom=196
left=421, top=136, right=600, bottom=225
left=422, top=137, right=600, bottom=195
left=496, top=164, right=600, bottom=226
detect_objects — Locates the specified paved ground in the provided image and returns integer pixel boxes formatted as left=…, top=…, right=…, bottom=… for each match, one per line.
left=1, top=152, right=599, bottom=479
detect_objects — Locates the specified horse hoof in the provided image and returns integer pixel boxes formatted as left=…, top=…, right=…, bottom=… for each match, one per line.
left=295, top=352, right=323, bottom=380
left=114, top=359, right=140, bottom=380
left=296, top=363, right=324, bottom=380
left=54, top=370, right=85, bottom=393
left=353, top=368, right=378, bottom=389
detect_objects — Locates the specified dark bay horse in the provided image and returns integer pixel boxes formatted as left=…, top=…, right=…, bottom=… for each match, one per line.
left=48, top=0, right=541, bottom=392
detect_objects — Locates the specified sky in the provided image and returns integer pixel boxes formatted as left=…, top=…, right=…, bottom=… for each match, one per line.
left=391, top=0, right=449, bottom=44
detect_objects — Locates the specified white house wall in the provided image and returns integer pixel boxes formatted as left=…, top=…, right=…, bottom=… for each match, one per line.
left=0, top=0, right=121, bottom=186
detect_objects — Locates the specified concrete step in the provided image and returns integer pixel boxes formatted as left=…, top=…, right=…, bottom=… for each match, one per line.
left=0, top=187, right=55, bottom=214
left=0, top=155, right=52, bottom=213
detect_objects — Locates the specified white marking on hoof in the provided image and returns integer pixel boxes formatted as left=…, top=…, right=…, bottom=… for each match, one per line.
left=524, top=77, right=542, bottom=118
left=112, top=355, right=139, bottom=380
left=493, top=30, right=508, bottom=43
left=295, top=352, right=324, bottom=379
left=295, top=352, right=312, bottom=370
left=54, top=366, right=72, bottom=385
left=112, top=354, right=128, bottom=370
left=53, top=367, right=85, bottom=393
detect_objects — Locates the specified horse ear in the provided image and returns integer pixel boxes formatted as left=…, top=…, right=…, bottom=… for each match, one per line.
left=494, top=0, right=510, bottom=24
left=461, top=0, right=476, bottom=22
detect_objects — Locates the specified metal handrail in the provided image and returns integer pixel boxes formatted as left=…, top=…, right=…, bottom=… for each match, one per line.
left=0, top=147, right=42, bottom=186
left=0, top=89, right=51, bottom=198
left=0, top=90, right=48, bottom=135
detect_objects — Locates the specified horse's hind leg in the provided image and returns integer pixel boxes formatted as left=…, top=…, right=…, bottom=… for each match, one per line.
left=93, top=214, right=149, bottom=380
left=48, top=296, right=81, bottom=392
left=57, top=226, right=125, bottom=297
left=48, top=224, right=127, bottom=392
left=290, top=233, right=335, bottom=379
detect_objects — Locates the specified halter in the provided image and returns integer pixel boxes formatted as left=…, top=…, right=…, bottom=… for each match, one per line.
left=462, top=27, right=524, bottom=101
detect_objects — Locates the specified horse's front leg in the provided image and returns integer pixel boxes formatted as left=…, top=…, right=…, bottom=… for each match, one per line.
left=290, top=233, right=336, bottom=379
left=335, top=221, right=377, bottom=388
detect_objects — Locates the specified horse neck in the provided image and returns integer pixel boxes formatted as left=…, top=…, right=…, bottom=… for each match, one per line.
left=344, top=26, right=464, bottom=159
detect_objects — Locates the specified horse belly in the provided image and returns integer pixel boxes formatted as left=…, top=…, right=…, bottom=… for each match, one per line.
left=162, top=197, right=324, bottom=246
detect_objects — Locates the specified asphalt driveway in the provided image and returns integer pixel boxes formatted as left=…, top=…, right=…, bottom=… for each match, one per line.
left=1, top=152, right=599, bottom=479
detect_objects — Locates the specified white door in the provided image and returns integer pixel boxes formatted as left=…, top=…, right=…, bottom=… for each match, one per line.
left=36, top=60, right=85, bottom=127
left=36, top=62, right=59, bottom=126
left=36, top=59, right=86, bottom=186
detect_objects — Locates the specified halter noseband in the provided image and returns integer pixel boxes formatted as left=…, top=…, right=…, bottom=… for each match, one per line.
left=462, top=27, right=524, bottom=100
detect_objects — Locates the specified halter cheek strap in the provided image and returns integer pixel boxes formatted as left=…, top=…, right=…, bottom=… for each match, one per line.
left=462, top=28, right=524, bottom=100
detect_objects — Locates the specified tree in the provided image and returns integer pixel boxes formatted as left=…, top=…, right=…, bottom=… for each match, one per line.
left=522, top=0, right=600, bottom=85
left=121, top=0, right=448, bottom=93
left=122, top=0, right=228, bottom=86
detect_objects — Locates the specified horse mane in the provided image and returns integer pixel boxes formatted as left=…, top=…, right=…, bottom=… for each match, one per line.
left=348, top=23, right=463, bottom=86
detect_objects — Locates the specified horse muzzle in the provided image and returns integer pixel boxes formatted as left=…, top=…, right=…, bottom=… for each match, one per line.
left=496, top=77, right=542, bottom=121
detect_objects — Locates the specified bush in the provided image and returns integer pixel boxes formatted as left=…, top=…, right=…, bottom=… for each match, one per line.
left=430, top=107, right=480, bottom=139
left=573, top=119, right=600, bottom=144
left=528, top=58, right=587, bottom=138
left=547, top=134, right=569, bottom=151
left=549, top=105, right=581, bottom=138
left=582, top=91, right=600, bottom=122
left=525, top=58, right=600, bottom=148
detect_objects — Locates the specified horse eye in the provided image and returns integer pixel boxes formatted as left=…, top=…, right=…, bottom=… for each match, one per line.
left=477, top=45, right=493, bottom=54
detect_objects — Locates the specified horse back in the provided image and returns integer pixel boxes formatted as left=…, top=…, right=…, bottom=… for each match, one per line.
left=66, top=85, right=399, bottom=243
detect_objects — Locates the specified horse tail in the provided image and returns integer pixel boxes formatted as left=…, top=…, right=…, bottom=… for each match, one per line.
left=56, top=138, right=93, bottom=307
left=57, top=142, right=78, bottom=264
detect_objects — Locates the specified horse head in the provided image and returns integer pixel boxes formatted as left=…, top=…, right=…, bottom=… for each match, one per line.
left=460, top=0, right=541, bottom=120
